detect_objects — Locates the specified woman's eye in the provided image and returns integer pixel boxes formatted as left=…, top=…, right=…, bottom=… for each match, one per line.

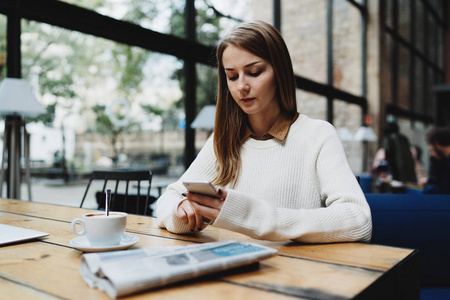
left=228, top=76, right=237, bottom=81
left=249, top=71, right=261, bottom=77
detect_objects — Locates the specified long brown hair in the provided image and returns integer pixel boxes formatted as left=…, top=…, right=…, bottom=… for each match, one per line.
left=212, top=21, right=297, bottom=186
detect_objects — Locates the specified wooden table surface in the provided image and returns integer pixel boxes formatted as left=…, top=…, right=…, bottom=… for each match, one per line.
left=0, top=199, right=419, bottom=300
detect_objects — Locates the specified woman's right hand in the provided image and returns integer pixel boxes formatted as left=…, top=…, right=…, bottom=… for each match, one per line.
left=176, top=199, right=205, bottom=231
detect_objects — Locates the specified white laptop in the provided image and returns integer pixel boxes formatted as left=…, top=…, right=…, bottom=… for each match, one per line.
left=0, top=224, right=49, bottom=245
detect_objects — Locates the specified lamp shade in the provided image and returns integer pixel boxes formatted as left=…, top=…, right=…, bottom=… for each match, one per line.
left=337, top=127, right=354, bottom=141
left=354, top=125, right=377, bottom=142
left=0, top=78, right=46, bottom=117
left=191, top=105, right=216, bottom=130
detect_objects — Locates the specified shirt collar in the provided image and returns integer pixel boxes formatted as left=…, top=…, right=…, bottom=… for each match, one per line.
left=242, top=111, right=299, bottom=141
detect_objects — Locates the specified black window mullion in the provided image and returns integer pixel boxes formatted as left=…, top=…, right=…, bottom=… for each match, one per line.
left=346, top=0, right=365, bottom=12
left=1, top=0, right=215, bottom=66
left=361, top=0, right=368, bottom=124
left=6, top=6, right=20, bottom=78
left=294, top=76, right=366, bottom=106
left=419, top=0, right=445, bottom=27
left=4, top=4, right=21, bottom=199
left=273, top=0, right=281, bottom=33
left=326, top=0, right=333, bottom=124
left=184, top=0, right=196, bottom=169
left=409, top=0, right=416, bottom=125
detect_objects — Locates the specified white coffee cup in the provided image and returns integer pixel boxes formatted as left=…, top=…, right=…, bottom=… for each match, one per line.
left=71, top=212, right=127, bottom=246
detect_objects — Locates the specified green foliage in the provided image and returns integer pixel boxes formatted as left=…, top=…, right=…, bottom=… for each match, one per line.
left=39, top=74, right=76, bottom=101
left=168, top=0, right=186, bottom=38
left=93, top=104, right=140, bottom=159
left=169, top=0, right=222, bottom=111
left=141, top=104, right=164, bottom=116
left=24, top=103, right=56, bottom=125
left=111, top=45, right=148, bottom=97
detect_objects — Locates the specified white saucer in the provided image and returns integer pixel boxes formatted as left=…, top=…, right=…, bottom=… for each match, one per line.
left=70, top=234, right=139, bottom=252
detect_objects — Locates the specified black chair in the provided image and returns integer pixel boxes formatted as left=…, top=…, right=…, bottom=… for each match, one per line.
left=80, top=170, right=154, bottom=216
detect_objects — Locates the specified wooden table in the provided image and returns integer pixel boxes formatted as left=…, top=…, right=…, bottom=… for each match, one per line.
left=0, top=199, right=419, bottom=299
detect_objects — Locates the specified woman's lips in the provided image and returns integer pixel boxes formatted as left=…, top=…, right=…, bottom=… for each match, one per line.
left=241, top=97, right=255, bottom=103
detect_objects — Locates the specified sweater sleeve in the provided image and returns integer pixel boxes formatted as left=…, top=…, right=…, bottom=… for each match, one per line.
left=213, top=122, right=372, bottom=243
left=156, top=135, right=217, bottom=233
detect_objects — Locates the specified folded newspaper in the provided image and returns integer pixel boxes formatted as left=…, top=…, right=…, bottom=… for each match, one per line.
left=80, top=240, right=278, bottom=298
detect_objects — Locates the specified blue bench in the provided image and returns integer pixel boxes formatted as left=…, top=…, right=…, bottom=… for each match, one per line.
left=365, top=194, right=450, bottom=298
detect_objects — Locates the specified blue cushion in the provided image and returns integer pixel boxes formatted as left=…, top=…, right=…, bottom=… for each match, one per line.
left=365, top=194, right=450, bottom=286
left=357, top=174, right=373, bottom=193
left=420, top=288, right=450, bottom=300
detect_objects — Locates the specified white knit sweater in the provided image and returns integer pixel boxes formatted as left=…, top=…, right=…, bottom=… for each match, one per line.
left=156, top=114, right=372, bottom=243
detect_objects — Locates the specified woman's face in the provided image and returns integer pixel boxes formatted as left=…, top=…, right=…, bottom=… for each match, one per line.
left=222, top=45, right=279, bottom=118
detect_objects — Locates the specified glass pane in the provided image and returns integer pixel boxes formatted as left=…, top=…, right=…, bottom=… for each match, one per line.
left=410, top=121, right=431, bottom=174
left=380, top=33, right=393, bottom=104
left=435, top=0, right=445, bottom=19
left=413, top=57, right=424, bottom=113
left=397, top=44, right=410, bottom=109
left=334, top=102, right=364, bottom=174
left=415, top=0, right=424, bottom=53
left=427, top=14, right=436, bottom=65
left=296, top=89, right=327, bottom=121
left=196, top=64, right=217, bottom=108
left=195, top=0, right=250, bottom=45
left=426, top=66, right=434, bottom=117
left=384, top=0, right=393, bottom=28
left=333, top=0, right=362, bottom=95
left=194, top=63, right=218, bottom=151
left=60, top=0, right=184, bottom=36
left=279, top=0, right=327, bottom=84
left=21, top=20, right=184, bottom=205
left=397, top=117, right=411, bottom=140
left=398, top=0, right=410, bottom=42
left=0, top=14, right=6, bottom=81
left=334, top=101, right=361, bottom=131
left=249, top=0, right=273, bottom=25
left=437, top=26, right=444, bottom=69
left=425, top=12, right=434, bottom=62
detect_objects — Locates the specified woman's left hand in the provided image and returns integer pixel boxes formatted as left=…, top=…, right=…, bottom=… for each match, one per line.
left=185, top=188, right=227, bottom=224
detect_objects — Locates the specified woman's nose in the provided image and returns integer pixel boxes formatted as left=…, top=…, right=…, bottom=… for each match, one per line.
left=237, top=77, right=249, bottom=92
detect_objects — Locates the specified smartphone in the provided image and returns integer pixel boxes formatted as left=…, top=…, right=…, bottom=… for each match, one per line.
left=183, top=181, right=218, bottom=198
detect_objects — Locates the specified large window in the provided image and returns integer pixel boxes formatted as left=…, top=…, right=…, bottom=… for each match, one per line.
left=195, top=0, right=249, bottom=44
left=379, top=0, right=447, bottom=180
left=332, top=0, right=363, bottom=96
left=21, top=19, right=184, bottom=175
left=382, top=0, right=446, bottom=125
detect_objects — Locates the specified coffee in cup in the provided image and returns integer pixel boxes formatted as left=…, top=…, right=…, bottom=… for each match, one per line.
left=71, top=212, right=127, bottom=246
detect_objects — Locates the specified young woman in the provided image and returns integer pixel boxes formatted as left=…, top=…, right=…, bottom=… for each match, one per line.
left=156, top=21, right=372, bottom=243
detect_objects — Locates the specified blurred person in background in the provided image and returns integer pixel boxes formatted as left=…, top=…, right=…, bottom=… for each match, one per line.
left=372, top=118, right=418, bottom=189
left=410, top=145, right=428, bottom=187
left=423, top=127, right=450, bottom=194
